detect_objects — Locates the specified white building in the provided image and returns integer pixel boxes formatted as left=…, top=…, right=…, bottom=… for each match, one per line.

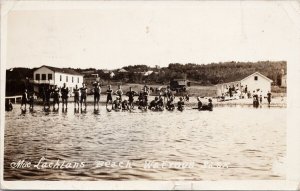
left=109, top=72, right=115, bottom=78
left=144, top=70, right=153, bottom=76
left=215, top=72, right=273, bottom=97
left=31, top=65, right=84, bottom=95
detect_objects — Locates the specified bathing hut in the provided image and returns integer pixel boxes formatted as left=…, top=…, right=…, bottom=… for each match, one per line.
left=215, top=72, right=273, bottom=97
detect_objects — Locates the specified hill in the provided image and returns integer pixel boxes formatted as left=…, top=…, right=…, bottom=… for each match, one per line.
left=5, top=61, right=286, bottom=96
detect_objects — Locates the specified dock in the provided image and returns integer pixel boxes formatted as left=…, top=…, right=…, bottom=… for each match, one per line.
left=5, top=95, right=22, bottom=103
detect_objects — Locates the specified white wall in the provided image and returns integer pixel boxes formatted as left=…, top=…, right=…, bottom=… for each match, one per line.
left=32, top=66, right=83, bottom=96
left=54, top=72, right=83, bottom=92
left=216, top=81, right=241, bottom=96
left=33, top=66, right=54, bottom=82
left=241, top=74, right=271, bottom=96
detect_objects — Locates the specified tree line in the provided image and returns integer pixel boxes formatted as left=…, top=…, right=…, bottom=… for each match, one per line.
left=6, top=61, right=286, bottom=96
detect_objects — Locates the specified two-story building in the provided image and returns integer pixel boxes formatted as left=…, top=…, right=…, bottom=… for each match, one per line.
left=31, top=65, right=84, bottom=96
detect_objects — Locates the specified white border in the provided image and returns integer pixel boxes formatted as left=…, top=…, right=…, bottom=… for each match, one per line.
left=1, top=1, right=300, bottom=190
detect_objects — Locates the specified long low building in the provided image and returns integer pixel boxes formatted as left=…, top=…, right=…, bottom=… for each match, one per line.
left=215, top=72, right=273, bottom=97
left=30, top=65, right=84, bottom=96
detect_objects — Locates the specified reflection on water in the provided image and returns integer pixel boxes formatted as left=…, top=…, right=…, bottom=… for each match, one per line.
left=4, top=104, right=286, bottom=180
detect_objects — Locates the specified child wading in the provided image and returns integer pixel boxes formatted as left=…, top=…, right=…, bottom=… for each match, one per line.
left=80, top=83, right=87, bottom=110
left=61, top=83, right=69, bottom=109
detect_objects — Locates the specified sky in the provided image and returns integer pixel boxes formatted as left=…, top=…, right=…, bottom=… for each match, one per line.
left=4, top=1, right=300, bottom=70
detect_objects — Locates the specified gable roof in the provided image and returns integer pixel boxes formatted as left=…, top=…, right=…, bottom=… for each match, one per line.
left=241, top=72, right=273, bottom=82
left=217, top=72, right=273, bottom=84
left=36, top=65, right=83, bottom=76
left=118, top=68, right=128, bottom=73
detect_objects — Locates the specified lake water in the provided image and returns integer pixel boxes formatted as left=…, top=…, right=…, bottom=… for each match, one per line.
left=4, top=104, right=286, bottom=180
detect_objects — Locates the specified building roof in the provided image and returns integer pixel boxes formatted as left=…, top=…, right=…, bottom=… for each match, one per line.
left=144, top=70, right=153, bottom=76
left=118, top=68, right=128, bottom=73
left=36, top=65, right=83, bottom=76
left=216, top=72, right=273, bottom=85
left=241, top=72, right=273, bottom=82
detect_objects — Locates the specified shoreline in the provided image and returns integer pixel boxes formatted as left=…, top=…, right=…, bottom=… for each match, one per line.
left=11, top=95, right=287, bottom=108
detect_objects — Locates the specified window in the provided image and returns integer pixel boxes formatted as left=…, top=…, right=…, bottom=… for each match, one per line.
left=66, top=76, right=68, bottom=82
left=254, top=76, right=258, bottom=81
left=60, top=75, right=62, bottom=81
left=78, top=77, right=79, bottom=83
left=42, top=74, right=46, bottom=80
left=72, top=76, right=74, bottom=83
left=35, top=74, right=40, bottom=80
left=48, top=74, right=52, bottom=80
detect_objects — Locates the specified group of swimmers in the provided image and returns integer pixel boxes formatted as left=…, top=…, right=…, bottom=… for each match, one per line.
left=107, top=85, right=195, bottom=112
left=16, top=83, right=213, bottom=112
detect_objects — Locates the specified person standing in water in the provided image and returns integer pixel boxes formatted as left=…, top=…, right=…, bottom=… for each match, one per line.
left=28, top=92, right=35, bottom=110
left=106, top=85, right=113, bottom=104
left=115, top=85, right=123, bottom=101
left=93, top=82, right=101, bottom=110
left=21, top=89, right=28, bottom=110
left=61, top=83, right=69, bottom=109
left=126, top=87, right=137, bottom=109
left=43, top=86, right=51, bottom=110
left=52, top=85, right=60, bottom=110
left=138, top=88, right=145, bottom=109
left=80, top=83, right=87, bottom=110
left=73, top=84, right=80, bottom=109
left=143, top=86, right=149, bottom=107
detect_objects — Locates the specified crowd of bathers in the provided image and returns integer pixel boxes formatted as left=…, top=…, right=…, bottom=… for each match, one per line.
left=6, top=83, right=213, bottom=112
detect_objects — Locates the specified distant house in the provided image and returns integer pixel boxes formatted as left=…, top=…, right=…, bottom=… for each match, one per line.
left=102, top=70, right=110, bottom=74
left=109, top=72, right=115, bottom=78
left=30, top=65, right=84, bottom=95
left=118, top=68, right=128, bottom=73
left=81, top=70, right=96, bottom=75
left=144, top=70, right=153, bottom=76
left=215, top=72, right=273, bottom=97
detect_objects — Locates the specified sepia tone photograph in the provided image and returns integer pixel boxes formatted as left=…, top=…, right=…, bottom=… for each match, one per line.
left=1, top=0, right=300, bottom=190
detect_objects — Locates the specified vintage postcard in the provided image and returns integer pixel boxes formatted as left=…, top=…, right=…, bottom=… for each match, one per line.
left=1, top=0, right=300, bottom=190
